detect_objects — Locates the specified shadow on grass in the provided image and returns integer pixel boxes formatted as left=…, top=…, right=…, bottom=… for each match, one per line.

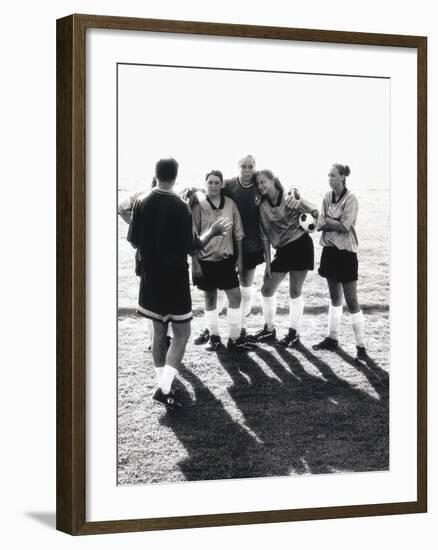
left=162, top=344, right=388, bottom=481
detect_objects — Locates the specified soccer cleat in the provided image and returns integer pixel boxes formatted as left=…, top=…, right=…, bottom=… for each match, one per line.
left=240, top=328, right=247, bottom=339
left=312, top=336, right=339, bottom=351
left=248, top=324, right=276, bottom=343
left=279, top=328, right=300, bottom=348
left=194, top=328, right=210, bottom=345
left=152, top=387, right=182, bottom=409
left=206, top=334, right=225, bottom=351
left=227, top=337, right=255, bottom=352
left=355, top=346, right=368, bottom=362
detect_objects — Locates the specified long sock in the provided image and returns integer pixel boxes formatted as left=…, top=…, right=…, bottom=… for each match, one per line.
left=351, top=310, right=365, bottom=347
left=159, top=365, right=178, bottom=394
left=205, top=308, right=219, bottom=336
left=240, top=286, right=253, bottom=328
left=154, top=367, right=164, bottom=383
left=262, top=296, right=277, bottom=331
left=289, top=295, right=304, bottom=332
left=227, top=306, right=242, bottom=341
left=328, top=304, right=343, bottom=340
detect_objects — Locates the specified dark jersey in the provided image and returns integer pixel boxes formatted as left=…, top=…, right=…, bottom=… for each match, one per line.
left=223, top=177, right=263, bottom=254
left=127, top=188, right=196, bottom=271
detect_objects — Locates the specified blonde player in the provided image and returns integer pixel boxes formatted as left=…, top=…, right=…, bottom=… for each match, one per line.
left=250, top=169, right=318, bottom=347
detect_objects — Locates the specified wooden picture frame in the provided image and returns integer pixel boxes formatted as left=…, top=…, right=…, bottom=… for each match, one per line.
left=56, top=13, right=427, bottom=535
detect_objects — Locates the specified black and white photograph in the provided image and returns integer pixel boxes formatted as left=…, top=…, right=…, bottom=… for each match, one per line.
left=116, top=62, right=390, bottom=485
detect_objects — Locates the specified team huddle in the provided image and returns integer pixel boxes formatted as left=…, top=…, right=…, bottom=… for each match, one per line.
left=121, top=155, right=367, bottom=409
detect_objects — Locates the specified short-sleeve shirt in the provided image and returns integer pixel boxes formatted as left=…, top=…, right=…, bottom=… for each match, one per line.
left=127, top=188, right=199, bottom=271
left=193, top=194, right=244, bottom=262
left=223, top=177, right=263, bottom=254
left=317, top=188, right=359, bottom=252
left=258, top=190, right=313, bottom=249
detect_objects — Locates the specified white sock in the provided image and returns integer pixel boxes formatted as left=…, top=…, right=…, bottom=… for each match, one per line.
left=262, top=296, right=277, bottom=331
left=351, top=310, right=365, bottom=347
left=159, top=365, right=178, bottom=394
left=240, top=286, right=253, bottom=328
left=328, top=304, right=343, bottom=340
left=205, top=308, right=219, bottom=336
left=154, top=367, right=164, bottom=383
left=227, top=306, right=242, bottom=341
left=217, top=290, right=227, bottom=314
left=289, top=295, right=304, bottom=332
left=146, top=318, right=153, bottom=347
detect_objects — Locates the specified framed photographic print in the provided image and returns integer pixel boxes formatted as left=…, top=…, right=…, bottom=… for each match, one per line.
left=56, top=14, right=427, bottom=535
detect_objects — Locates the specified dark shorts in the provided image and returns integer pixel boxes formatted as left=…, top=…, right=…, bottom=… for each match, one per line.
left=137, top=267, right=192, bottom=323
left=242, top=249, right=265, bottom=270
left=271, top=233, right=314, bottom=273
left=318, top=246, right=358, bottom=283
left=196, top=257, right=240, bottom=291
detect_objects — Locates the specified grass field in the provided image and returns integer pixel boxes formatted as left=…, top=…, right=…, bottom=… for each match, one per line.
left=117, top=188, right=390, bottom=485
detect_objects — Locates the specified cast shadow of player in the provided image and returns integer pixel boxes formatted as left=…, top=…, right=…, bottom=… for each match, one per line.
left=213, top=342, right=389, bottom=476
left=160, top=363, right=267, bottom=481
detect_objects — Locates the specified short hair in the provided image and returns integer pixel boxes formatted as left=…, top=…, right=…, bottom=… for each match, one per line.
left=205, top=170, right=224, bottom=183
left=238, top=154, right=256, bottom=167
left=155, top=158, right=179, bottom=183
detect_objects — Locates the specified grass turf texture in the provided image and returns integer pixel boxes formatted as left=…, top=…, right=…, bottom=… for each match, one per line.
left=117, top=189, right=389, bottom=484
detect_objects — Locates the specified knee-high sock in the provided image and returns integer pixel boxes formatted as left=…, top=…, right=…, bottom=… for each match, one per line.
left=227, top=306, right=242, bottom=341
left=159, top=365, right=178, bottom=394
left=205, top=308, right=219, bottom=336
left=351, top=310, right=365, bottom=347
left=240, top=286, right=253, bottom=328
left=289, top=295, right=304, bottom=332
left=262, top=296, right=277, bottom=330
left=328, top=304, right=343, bottom=340
left=154, top=367, right=164, bottom=383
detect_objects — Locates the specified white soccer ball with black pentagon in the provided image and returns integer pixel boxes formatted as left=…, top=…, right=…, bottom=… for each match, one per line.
left=299, top=212, right=316, bottom=233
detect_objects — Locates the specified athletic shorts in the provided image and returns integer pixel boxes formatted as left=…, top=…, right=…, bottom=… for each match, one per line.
left=318, top=246, right=358, bottom=283
left=196, top=257, right=239, bottom=291
left=242, top=249, right=265, bottom=270
left=271, top=233, right=314, bottom=273
left=137, top=266, right=192, bottom=323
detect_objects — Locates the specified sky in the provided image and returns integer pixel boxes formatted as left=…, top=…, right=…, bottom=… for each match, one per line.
left=117, top=63, right=390, bottom=196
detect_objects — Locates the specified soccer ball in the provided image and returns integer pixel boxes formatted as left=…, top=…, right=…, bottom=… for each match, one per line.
left=299, top=213, right=316, bottom=233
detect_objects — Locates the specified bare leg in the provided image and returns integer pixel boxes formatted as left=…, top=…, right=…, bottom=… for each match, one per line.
left=239, top=267, right=256, bottom=328
left=165, top=321, right=191, bottom=368
left=343, top=280, right=365, bottom=349
left=342, top=280, right=360, bottom=313
left=152, top=320, right=168, bottom=369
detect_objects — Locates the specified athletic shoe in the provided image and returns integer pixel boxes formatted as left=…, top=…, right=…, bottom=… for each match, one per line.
left=227, top=337, right=255, bottom=352
left=312, top=336, right=339, bottom=351
left=279, top=328, right=300, bottom=348
left=151, top=387, right=182, bottom=409
left=240, top=328, right=247, bottom=339
left=206, top=334, right=225, bottom=351
left=355, top=346, right=368, bottom=362
left=248, top=324, right=276, bottom=343
left=194, top=328, right=210, bottom=345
